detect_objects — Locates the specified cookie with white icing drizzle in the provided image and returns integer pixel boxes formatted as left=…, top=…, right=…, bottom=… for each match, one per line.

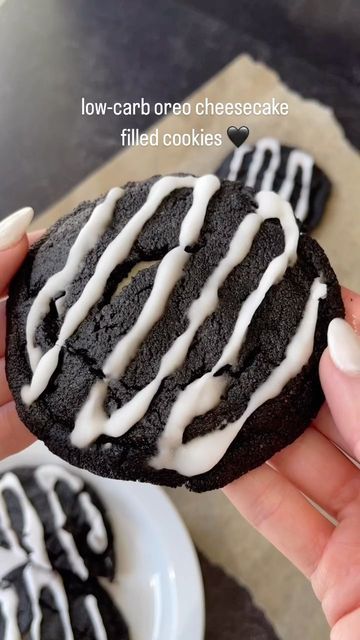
left=6, top=175, right=344, bottom=491
left=0, top=466, right=114, bottom=580
left=0, top=564, right=130, bottom=640
left=217, top=138, right=331, bottom=232
left=0, top=466, right=129, bottom=640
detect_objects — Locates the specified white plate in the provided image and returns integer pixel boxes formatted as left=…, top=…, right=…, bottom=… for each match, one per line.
left=0, top=441, right=205, bottom=640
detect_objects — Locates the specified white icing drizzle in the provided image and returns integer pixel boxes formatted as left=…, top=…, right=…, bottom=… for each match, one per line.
left=84, top=594, right=108, bottom=640
left=278, top=149, right=314, bottom=222
left=227, top=143, right=252, bottom=181
left=227, top=137, right=314, bottom=222
left=25, top=187, right=124, bottom=373
left=23, top=564, right=74, bottom=640
left=0, top=473, right=50, bottom=570
left=78, top=493, right=108, bottom=554
left=152, top=277, right=327, bottom=475
left=0, top=586, right=21, bottom=640
left=103, top=174, right=220, bottom=378
left=22, top=175, right=219, bottom=406
left=0, top=548, right=26, bottom=580
left=72, top=190, right=298, bottom=449
left=246, top=137, right=281, bottom=189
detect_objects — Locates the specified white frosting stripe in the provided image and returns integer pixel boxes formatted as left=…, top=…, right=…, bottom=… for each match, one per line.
left=278, top=150, right=314, bottom=222
left=22, top=175, right=219, bottom=405
left=152, top=277, right=327, bottom=476
left=78, top=493, right=108, bottom=554
left=84, top=594, right=108, bottom=640
left=227, top=137, right=314, bottom=223
left=0, top=473, right=50, bottom=570
left=23, top=564, right=74, bottom=640
left=0, top=586, right=21, bottom=640
left=226, top=143, right=251, bottom=181
left=26, top=187, right=124, bottom=372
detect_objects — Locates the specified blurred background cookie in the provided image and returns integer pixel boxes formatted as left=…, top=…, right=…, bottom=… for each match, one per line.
left=217, top=137, right=331, bottom=232
left=0, top=465, right=129, bottom=640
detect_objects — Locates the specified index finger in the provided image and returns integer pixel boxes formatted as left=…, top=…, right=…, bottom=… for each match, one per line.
left=0, top=230, right=46, bottom=356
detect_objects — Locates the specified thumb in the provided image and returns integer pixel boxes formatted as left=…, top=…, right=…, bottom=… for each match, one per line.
left=320, top=289, right=360, bottom=459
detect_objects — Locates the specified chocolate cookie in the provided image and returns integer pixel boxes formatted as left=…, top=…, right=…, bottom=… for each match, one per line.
left=0, top=465, right=129, bottom=639
left=0, top=465, right=114, bottom=580
left=0, top=564, right=129, bottom=640
left=6, top=175, right=344, bottom=492
left=217, top=138, right=331, bottom=232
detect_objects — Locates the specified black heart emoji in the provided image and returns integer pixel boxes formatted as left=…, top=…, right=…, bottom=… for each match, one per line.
left=227, top=125, right=249, bottom=148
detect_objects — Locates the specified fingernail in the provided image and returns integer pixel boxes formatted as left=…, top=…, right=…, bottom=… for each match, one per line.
left=328, top=318, right=360, bottom=375
left=0, top=207, right=34, bottom=251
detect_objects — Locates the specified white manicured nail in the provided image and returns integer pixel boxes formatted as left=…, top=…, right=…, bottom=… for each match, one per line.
left=328, top=318, right=360, bottom=375
left=0, top=207, right=34, bottom=250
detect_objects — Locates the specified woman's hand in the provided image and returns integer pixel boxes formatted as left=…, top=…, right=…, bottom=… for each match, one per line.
left=0, top=225, right=43, bottom=459
left=224, top=288, right=360, bottom=639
